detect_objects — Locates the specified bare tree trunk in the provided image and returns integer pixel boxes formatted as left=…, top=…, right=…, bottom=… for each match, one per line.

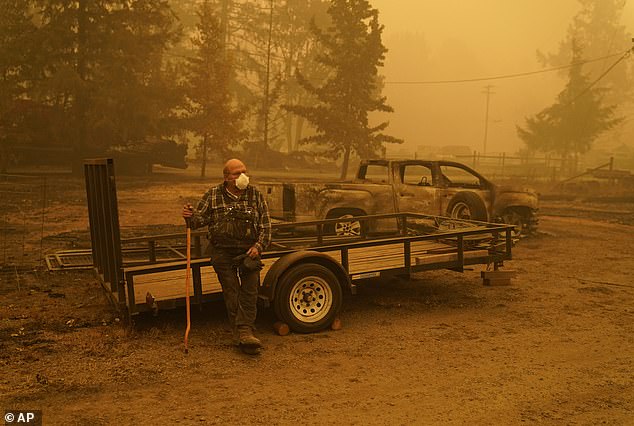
left=200, top=134, right=208, bottom=178
left=293, top=117, right=305, bottom=151
left=284, top=46, right=294, bottom=153
left=261, top=0, right=273, bottom=155
left=220, top=0, right=229, bottom=51
left=73, top=0, right=88, bottom=175
left=340, top=145, right=351, bottom=180
left=285, top=114, right=293, bottom=153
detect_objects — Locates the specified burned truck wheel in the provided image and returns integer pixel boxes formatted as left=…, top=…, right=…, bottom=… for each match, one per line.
left=274, top=263, right=342, bottom=333
left=501, top=208, right=526, bottom=237
left=447, top=192, right=488, bottom=222
left=326, top=209, right=366, bottom=237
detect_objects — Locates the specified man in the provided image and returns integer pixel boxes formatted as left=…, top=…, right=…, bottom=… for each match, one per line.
left=182, top=159, right=271, bottom=354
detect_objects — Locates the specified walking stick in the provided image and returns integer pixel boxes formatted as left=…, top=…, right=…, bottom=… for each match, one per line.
left=184, top=217, right=192, bottom=354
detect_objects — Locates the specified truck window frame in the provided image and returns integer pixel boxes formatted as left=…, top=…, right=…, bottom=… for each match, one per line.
left=358, top=163, right=390, bottom=184
left=438, top=164, right=485, bottom=189
left=400, top=164, right=435, bottom=187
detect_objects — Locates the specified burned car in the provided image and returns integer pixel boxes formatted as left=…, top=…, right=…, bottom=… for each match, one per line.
left=261, top=159, right=539, bottom=237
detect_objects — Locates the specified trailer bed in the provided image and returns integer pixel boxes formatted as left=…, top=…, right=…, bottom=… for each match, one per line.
left=122, top=213, right=513, bottom=315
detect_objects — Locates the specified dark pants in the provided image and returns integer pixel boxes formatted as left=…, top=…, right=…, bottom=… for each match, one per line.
left=210, top=247, right=259, bottom=329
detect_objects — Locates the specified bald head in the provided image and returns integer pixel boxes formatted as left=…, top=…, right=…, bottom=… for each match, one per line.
left=223, top=158, right=246, bottom=178
left=223, top=159, right=248, bottom=194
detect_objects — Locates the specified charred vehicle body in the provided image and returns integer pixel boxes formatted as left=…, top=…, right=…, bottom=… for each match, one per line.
left=261, top=159, right=539, bottom=237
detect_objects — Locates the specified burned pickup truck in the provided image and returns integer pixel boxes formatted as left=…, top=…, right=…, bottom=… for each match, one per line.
left=261, top=159, right=538, bottom=236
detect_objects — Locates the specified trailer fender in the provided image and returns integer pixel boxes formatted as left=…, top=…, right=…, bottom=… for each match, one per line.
left=261, top=250, right=352, bottom=303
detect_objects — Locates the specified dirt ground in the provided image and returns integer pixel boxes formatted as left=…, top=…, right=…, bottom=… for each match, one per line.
left=1, top=170, right=633, bottom=425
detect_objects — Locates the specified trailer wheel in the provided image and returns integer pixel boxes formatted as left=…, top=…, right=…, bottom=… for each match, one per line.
left=274, top=263, right=342, bottom=333
left=447, top=192, right=488, bottom=222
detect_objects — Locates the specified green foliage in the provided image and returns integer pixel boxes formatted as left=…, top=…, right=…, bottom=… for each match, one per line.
left=518, top=42, right=622, bottom=159
left=285, top=0, right=402, bottom=179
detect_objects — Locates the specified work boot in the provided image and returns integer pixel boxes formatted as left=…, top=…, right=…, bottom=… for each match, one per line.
left=238, top=325, right=262, bottom=354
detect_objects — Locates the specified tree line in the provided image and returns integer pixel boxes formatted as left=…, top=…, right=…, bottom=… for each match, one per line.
left=1, top=0, right=631, bottom=178
left=0, top=0, right=402, bottom=178
left=517, top=0, right=632, bottom=172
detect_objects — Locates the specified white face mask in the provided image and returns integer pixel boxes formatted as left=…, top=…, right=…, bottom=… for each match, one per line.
left=235, top=172, right=249, bottom=190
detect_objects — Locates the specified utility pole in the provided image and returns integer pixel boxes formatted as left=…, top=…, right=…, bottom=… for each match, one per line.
left=481, top=85, right=495, bottom=155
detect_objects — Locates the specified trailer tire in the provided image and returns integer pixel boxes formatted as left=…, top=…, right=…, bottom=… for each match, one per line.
left=274, top=263, right=342, bottom=333
left=447, top=192, right=488, bottom=222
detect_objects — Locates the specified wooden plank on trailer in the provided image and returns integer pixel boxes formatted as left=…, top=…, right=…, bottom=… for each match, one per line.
left=464, top=250, right=490, bottom=259
left=415, top=253, right=457, bottom=265
left=131, top=243, right=489, bottom=304
left=131, top=256, right=283, bottom=305
left=414, top=249, right=489, bottom=266
left=134, top=270, right=200, bottom=302
left=345, top=241, right=466, bottom=274
left=410, top=240, right=454, bottom=251
left=348, top=244, right=404, bottom=274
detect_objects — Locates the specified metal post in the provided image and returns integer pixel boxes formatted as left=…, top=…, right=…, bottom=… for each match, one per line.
left=404, top=240, right=411, bottom=271
left=39, top=177, right=47, bottom=266
left=84, top=159, right=124, bottom=306
left=341, top=248, right=349, bottom=273
left=457, top=235, right=464, bottom=270
left=481, top=85, right=495, bottom=154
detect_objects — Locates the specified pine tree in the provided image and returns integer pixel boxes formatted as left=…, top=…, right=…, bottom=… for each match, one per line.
left=23, top=0, right=182, bottom=172
left=537, top=0, right=633, bottom=145
left=285, top=0, right=402, bottom=179
left=0, top=1, right=39, bottom=172
left=276, top=0, right=329, bottom=153
left=517, top=42, right=622, bottom=170
left=184, top=1, right=245, bottom=178
left=169, top=0, right=333, bottom=162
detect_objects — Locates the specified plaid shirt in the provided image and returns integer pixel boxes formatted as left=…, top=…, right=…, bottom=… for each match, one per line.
left=190, top=183, right=271, bottom=253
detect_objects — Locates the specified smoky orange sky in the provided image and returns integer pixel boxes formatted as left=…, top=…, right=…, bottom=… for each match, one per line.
left=370, top=0, right=634, bottom=156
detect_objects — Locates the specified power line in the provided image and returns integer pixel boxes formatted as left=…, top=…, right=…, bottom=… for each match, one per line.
left=384, top=50, right=628, bottom=85
left=564, top=48, right=632, bottom=106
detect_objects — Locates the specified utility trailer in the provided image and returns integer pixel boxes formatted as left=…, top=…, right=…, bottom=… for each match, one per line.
left=84, top=159, right=514, bottom=333
left=122, top=213, right=514, bottom=333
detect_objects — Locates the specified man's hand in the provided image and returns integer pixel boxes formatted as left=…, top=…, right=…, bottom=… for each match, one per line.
left=246, top=246, right=260, bottom=259
left=182, top=204, right=193, bottom=219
